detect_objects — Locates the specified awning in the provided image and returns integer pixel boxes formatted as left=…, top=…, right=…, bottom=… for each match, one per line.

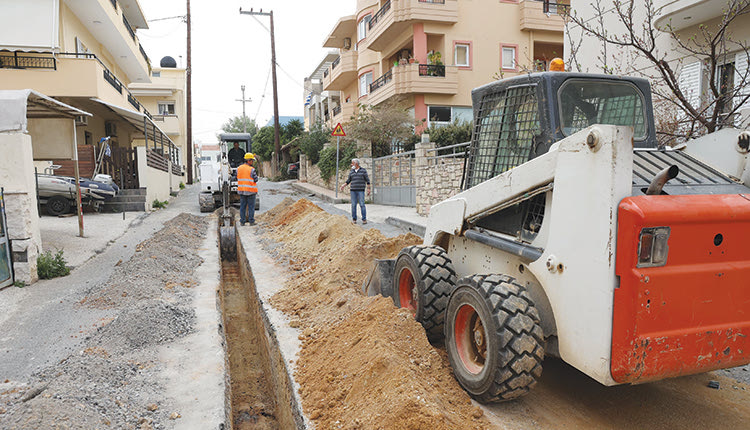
left=90, top=97, right=175, bottom=150
left=0, top=89, right=91, bottom=133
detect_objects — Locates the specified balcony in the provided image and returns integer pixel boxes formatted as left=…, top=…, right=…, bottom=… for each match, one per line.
left=323, top=50, right=358, bottom=91
left=332, top=101, right=357, bottom=124
left=520, top=0, right=566, bottom=32
left=364, top=0, right=458, bottom=52
left=152, top=115, right=180, bottom=135
left=0, top=52, right=151, bottom=114
left=366, top=63, right=457, bottom=106
left=65, top=0, right=151, bottom=83
left=654, top=0, right=724, bottom=31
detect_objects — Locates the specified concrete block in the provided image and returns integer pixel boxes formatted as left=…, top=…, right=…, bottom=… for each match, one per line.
left=11, top=237, right=39, bottom=284
left=4, top=192, right=40, bottom=240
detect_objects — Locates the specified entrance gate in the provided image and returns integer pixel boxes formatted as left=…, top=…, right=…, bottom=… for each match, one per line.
left=0, top=189, right=13, bottom=288
left=371, top=150, right=416, bottom=206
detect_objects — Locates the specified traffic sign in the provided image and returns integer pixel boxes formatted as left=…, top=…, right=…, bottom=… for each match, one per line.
left=331, top=123, right=346, bottom=137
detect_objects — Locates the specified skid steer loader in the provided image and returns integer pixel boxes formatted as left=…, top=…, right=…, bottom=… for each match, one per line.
left=199, top=133, right=260, bottom=213
left=364, top=71, right=750, bottom=403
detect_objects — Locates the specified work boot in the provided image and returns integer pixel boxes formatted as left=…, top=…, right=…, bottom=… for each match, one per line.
left=362, top=220, right=368, bottom=225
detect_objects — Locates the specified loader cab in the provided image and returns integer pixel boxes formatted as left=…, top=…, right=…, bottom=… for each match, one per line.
left=464, top=72, right=657, bottom=190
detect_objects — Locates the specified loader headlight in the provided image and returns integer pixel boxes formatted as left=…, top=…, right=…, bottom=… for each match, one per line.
left=637, top=227, right=670, bottom=268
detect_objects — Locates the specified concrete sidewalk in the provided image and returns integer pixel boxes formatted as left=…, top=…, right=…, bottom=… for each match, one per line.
left=291, top=181, right=428, bottom=237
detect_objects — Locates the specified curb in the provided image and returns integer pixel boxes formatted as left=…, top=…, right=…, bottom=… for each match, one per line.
left=385, top=216, right=426, bottom=237
left=290, top=182, right=348, bottom=204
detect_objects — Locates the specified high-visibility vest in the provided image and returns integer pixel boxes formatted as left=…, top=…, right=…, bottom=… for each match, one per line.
left=237, top=164, right=257, bottom=193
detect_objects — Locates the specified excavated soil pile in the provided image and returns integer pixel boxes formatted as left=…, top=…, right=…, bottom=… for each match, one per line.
left=259, top=199, right=489, bottom=429
left=0, top=214, right=208, bottom=430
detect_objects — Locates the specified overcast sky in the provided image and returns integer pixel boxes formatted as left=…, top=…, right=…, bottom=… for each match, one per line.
left=138, top=0, right=348, bottom=144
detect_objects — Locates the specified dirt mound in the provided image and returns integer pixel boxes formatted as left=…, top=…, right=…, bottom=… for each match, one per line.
left=260, top=198, right=488, bottom=429
left=90, top=300, right=195, bottom=354
left=82, top=213, right=207, bottom=308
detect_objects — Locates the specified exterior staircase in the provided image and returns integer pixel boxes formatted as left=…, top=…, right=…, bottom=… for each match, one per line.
left=102, top=188, right=147, bottom=212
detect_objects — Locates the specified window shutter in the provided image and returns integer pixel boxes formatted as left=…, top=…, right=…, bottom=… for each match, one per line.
left=734, top=51, right=750, bottom=120
left=678, top=61, right=703, bottom=110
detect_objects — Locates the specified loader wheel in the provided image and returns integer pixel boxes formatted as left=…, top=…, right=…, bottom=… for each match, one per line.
left=445, top=274, right=544, bottom=403
left=46, top=196, right=70, bottom=216
left=393, top=245, right=457, bottom=342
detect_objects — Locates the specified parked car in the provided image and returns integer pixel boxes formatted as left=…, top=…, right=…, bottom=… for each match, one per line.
left=287, top=162, right=300, bottom=178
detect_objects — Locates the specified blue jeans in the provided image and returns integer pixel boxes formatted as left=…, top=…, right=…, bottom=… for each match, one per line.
left=239, top=193, right=256, bottom=224
left=350, top=190, right=366, bottom=221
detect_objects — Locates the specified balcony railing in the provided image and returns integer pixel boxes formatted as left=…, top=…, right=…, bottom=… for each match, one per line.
left=138, top=43, right=151, bottom=67
left=418, top=0, right=445, bottom=3
left=370, top=69, right=393, bottom=93
left=369, top=0, right=392, bottom=30
left=418, top=64, right=445, bottom=77
left=127, top=93, right=142, bottom=110
left=323, top=68, right=329, bottom=78
left=103, top=68, right=123, bottom=93
left=332, top=56, right=341, bottom=70
left=0, top=52, right=56, bottom=70
left=110, top=0, right=117, bottom=9
left=122, top=15, right=136, bottom=41
left=332, top=105, right=342, bottom=116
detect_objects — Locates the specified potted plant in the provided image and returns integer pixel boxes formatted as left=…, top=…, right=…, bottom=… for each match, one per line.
left=393, top=60, right=399, bottom=67
left=408, top=56, right=416, bottom=64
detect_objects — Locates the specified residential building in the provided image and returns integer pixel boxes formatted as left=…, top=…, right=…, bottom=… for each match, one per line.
left=310, top=0, right=565, bottom=132
left=129, top=56, right=188, bottom=178
left=0, top=0, right=182, bottom=205
left=565, top=0, right=750, bottom=132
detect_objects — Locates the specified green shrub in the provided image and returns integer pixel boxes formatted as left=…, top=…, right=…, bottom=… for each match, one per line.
left=152, top=199, right=168, bottom=209
left=300, top=123, right=331, bottom=164
left=179, top=182, right=185, bottom=189
left=37, top=250, right=70, bottom=279
left=318, top=143, right=357, bottom=182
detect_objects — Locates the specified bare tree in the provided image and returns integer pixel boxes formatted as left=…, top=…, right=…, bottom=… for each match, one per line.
left=563, top=0, right=750, bottom=143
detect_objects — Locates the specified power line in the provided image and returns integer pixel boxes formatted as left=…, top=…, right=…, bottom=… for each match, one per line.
left=254, top=68, right=272, bottom=122
left=148, top=15, right=187, bottom=23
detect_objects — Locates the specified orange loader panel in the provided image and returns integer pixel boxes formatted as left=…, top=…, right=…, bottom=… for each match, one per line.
left=612, top=194, right=750, bottom=384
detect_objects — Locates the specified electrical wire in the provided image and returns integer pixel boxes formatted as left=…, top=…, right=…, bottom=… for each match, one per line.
left=254, top=67, right=272, bottom=122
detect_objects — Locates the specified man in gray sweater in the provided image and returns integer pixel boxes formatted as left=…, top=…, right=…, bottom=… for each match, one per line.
left=340, top=158, right=371, bottom=224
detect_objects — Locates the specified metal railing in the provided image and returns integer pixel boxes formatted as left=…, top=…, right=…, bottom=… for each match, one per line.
left=419, top=0, right=445, bottom=3
left=323, top=68, right=329, bottom=78
left=110, top=0, right=117, bottom=9
left=426, top=141, right=470, bottom=161
left=419, top=64, right=445, bottom=77
left=122, top=15, right=136, bottom=41
left=103, top=68, right=123, bottom=93
left=369, top=69, right=393, bottom=93
left=369, top=0, right=391, bottom=30
left=127, top=93, right=141, bottom=110
left=332, top=56, right=341, bottom=69
left=332, top=105, right=342, bottom=116
left=139, top=43, right=150, bottom=67
left=0, top=52, right=56, bottom=70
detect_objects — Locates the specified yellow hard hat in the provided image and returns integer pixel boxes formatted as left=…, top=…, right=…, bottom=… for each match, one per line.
left=244, top=152, right=255, bottom=160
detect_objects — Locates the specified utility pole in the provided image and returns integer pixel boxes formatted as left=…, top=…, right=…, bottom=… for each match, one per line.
left=186, top=0, right=193, bottom=184
left=239, top=7, right=281, bottom=174
left=235, top=85, right=252, bottom=134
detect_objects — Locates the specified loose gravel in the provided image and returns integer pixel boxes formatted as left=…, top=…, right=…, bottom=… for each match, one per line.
left=0, top=213, right=208, bottom=430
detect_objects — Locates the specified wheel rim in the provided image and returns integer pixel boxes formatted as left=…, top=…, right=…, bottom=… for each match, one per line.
left=50, top=199, right=66, bottom=214
left=454, top=304, right=486, bottom=375
left=398, top=267, right=418, bottom=315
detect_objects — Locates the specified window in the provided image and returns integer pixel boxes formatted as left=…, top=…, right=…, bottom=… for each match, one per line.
left=502, top=46, right=516, bottom=70
left=357, top=15, right=371, bottom=41
left=429, top=106, right=452, bottom=124
left=455, top=43, right=470, bottom=67
left=716, top=60, right=736, bottom=117
left=158, top=102, right=175, bottom=115
left=359, top=72, right=373, bottom=97
left=152, top=71, right=161, bottom=77
left=558, top=80, right=646, bottom=139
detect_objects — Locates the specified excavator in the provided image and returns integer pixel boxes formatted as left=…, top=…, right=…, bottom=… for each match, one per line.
left=364, top=69, right=750, bottom=402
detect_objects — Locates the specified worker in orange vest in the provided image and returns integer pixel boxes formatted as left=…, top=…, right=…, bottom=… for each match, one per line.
left=237, top=152, right=259, bottom=225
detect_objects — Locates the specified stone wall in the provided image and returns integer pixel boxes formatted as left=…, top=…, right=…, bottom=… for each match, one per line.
left=298, top=141, right=372, bottom=197
left=414, top=141, right=464, bottom=216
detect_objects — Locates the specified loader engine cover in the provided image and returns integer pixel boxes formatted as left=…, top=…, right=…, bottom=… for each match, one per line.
left=612, top=194, right=750, bottom=383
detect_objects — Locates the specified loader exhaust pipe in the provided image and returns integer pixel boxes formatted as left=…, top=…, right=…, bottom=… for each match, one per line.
left=646, top=165, right=679, bottom=195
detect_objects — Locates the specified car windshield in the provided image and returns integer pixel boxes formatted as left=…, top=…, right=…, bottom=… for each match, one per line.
left=558, top=80, right=646, bottom=139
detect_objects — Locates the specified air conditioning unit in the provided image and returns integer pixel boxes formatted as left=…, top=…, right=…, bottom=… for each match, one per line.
left=343, top=37, right=352, bottom=50
left=105, top=121, right=117, bottom=137
left=75, top=115, right=88, bottom=126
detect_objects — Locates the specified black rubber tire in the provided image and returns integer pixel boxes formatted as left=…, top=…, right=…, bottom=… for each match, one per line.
left=392, top=245, right=457, bottom=342
left=445, top=274, right=544, bottom=403
left=46, top=195, right=70, bottom=216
